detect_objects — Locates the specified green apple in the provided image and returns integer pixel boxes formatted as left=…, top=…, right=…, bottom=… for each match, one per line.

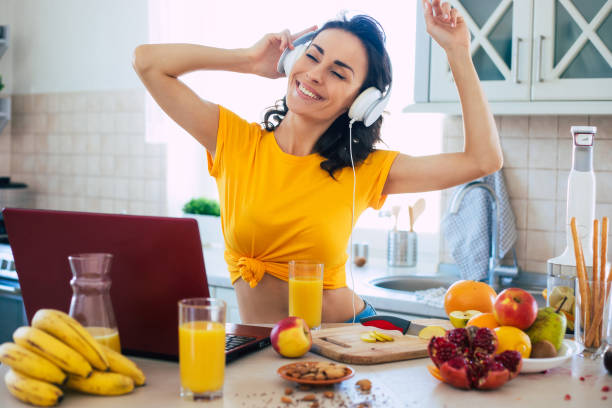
left=449, top=310, right=481, bottom=328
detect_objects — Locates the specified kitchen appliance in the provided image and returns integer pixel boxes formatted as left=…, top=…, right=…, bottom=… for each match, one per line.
left=310, top=318, right=452, bottom=365
left=0, top=178, right=33, bottom=342
left=0, top=243, right=25, bottom=343
left=0, top=177, right=34, bottom=243
left=547, top=126, right=597, bottom=304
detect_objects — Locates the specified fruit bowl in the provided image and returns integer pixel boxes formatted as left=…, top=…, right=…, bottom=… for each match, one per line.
left=520, top=339, right=578, bottom=374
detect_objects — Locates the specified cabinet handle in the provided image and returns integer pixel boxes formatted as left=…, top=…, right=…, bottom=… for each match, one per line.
left=512, top=37, right=521, bottom=84
left=535, top=35, right=544, bottom=83
left=0, top=283, right=20, bottom=295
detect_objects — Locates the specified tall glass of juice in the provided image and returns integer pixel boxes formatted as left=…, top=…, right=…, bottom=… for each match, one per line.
left=178, top=298, right=226, bottom=401
left=288, top=260, right=324, bottom=330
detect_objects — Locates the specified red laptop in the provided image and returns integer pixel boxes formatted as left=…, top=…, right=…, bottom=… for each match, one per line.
left=2, top=208, right=270, bottom=362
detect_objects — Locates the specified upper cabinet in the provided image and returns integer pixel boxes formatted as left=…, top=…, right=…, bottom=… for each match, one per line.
left=411, top=0, right=612, bottom=114
left=533, top=0, right=612, bottom=100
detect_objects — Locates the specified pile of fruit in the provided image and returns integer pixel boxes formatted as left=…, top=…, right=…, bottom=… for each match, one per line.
left=427, top=280, right=569, bottom=390
left=427, top=326, right=522, bottom=389
left=444, top=280, right=567, bottom=359
left=0, top=309, right=145, bottom=406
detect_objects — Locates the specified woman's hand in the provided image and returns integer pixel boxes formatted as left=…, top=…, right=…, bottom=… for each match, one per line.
left=247, top=25, right=318, bottom=79
left=422, top=0, right=470, bottom=54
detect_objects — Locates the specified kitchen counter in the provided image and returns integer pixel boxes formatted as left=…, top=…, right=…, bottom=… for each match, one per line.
left=1, top=331, right=609, bottom=407
left=203, top=247, right=455, bottom=319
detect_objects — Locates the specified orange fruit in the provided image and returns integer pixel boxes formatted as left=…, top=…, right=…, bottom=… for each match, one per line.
left=467, top=312, right=500, bottom=329
left=443, top=280, right=497, bottom=316
left=494, top=326, right=532, bottom=358
left=427, top=365, right=443, bottom=382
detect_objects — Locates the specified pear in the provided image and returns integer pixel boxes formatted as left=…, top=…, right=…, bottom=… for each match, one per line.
left=526, top=306, right=567, bottom=351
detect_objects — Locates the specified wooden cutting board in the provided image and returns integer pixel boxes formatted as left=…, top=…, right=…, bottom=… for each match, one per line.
left=311, top=318, right=452, bottom=365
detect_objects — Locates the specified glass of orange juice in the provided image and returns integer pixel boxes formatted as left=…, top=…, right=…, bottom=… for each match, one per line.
left=288, top=260, right=324, bottom=330
left=178, top=298, right=226, bottom=401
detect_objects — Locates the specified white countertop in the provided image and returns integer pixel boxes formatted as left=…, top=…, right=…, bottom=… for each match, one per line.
left=1, top=334, right=610, bottom=408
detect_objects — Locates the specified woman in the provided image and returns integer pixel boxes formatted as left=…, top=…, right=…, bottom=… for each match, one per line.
left=133, top=0, right=502, bottom=324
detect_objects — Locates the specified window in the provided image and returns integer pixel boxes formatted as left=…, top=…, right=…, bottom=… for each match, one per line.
left=148, top=0, right=445, bottom=258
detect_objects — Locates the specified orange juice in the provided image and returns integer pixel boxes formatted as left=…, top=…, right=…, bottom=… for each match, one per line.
left=289, top=278, right=323, bottom=329
left=179, top=321, right=225, bottom=393
left=87, top=326, right=121, bottom=353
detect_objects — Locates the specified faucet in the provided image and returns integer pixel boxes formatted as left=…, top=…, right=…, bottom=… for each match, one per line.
left=448, top=180, right=520, bottom=290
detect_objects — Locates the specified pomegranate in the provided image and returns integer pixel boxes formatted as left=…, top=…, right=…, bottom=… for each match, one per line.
left=427, top=327, right=522, bottom=390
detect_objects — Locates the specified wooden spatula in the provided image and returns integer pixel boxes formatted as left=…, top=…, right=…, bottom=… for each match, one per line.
left=409, top=199, right=426, bottom=232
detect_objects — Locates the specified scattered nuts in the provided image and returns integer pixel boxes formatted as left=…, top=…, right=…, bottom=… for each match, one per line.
left=310, top=402, right=319, bottom=408
left=323, top=391, right=334, bottom=399
left=284, top=362, right=349, bottom=381
left=298, top=385, right=312, bottom=391
left=356, top=379, right=372, bottom=392
left=281, top=396, right=293, bottom=404
left=302, top=394, right=316, bottom=401
left=284, top=387, right=293, bottom=395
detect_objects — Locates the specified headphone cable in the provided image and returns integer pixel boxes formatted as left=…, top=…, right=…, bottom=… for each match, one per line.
left=349, top=119, right=356, bottom=324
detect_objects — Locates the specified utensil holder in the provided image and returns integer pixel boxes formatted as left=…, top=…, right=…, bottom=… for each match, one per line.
left=352, top=243, right=369, bottom=262
left=387, top=230, right=417, bottom=267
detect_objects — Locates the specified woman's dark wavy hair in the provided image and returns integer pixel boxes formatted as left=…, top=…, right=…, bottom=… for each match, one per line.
left=262, top=14, right=392, bottom=179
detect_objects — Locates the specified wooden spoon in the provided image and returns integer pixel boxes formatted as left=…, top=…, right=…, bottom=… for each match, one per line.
left=409, top=199, right=426, bottom=232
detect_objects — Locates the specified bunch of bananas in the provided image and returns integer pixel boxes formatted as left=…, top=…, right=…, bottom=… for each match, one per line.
left=0, top=309, right=146, bottom=406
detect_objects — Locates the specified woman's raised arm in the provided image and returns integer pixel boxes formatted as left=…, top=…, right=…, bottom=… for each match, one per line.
left=383, top=0, right=502, bottom=194
left=132, top=26, right=317, bottom=155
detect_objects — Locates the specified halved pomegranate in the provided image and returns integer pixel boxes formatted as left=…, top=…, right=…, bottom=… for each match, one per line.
left=427, top=327, right=522, bottom=390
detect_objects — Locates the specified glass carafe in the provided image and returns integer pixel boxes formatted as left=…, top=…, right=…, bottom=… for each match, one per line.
left=68, top=253, right=121, bottom=352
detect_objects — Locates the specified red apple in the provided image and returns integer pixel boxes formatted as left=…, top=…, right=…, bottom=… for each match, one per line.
left=270, top=316, right=312, bottom=358
left=493, top=288, right=538, bottom=330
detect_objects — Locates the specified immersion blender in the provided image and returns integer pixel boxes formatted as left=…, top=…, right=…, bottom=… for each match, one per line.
left=546, top=126, right=597, bottom=313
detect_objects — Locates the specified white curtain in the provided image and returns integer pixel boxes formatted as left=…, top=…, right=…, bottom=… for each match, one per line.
left=146, top=1, right=441, bottom=236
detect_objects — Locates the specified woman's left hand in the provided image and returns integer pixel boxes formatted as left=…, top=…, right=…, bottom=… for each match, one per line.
left=422, top=0, right=470, bottom=54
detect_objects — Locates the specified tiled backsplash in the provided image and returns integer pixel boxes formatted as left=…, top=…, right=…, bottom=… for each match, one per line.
left=5, top=91, right=611, bottom=276
left=5, top=91, right=167, bottom=216
left=441, top=115, right=612, bottom=274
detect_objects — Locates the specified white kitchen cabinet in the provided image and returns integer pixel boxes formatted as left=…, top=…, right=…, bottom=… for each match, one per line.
left=532, top=0, right=612, bottom=100
left=413, top=0, right=612, bottom=113
left=429, top=0, right=533, bottom=102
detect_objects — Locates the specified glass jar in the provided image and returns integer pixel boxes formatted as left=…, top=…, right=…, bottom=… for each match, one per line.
left=68, top=253, right=121, bottom=352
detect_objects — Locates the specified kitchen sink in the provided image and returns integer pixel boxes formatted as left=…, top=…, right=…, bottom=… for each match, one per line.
left=369, top=275, right=453, bottom=292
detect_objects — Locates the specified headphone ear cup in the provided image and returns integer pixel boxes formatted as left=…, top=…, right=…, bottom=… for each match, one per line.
left=348, top=87, right=382, bottom=125
left=277, top=43, right=307, bottom=76
left=277, top=31, right=317, bottom=75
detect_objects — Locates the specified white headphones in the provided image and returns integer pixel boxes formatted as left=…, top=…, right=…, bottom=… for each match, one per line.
left=277, top=31, right=391, bottom=128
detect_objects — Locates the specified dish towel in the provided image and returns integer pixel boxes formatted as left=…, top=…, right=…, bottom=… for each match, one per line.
left=441, top=170, right=518, bottom=281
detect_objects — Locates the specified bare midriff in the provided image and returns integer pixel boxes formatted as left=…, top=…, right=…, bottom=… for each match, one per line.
left=233, top=273, right=365, bottom=324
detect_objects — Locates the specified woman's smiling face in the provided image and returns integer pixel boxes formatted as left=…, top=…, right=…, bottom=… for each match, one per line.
left=285, top=28, right=368, bottom=123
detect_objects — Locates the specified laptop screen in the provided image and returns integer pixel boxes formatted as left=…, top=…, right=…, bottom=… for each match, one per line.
left=3, top=208, right=210, bottom=358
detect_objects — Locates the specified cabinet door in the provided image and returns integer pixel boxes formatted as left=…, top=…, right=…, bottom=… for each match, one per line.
left=533, top=0, right=612, bottom=100
left=430, top=0, right=533, bottom=102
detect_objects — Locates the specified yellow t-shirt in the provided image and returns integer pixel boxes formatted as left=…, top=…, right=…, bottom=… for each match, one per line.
left=207, top=105, right=399, bottom=289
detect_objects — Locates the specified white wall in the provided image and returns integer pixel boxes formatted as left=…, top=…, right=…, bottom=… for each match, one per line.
left=9, top=0, right=147, bottom=94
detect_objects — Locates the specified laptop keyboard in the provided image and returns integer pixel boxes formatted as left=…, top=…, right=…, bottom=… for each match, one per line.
left=225, top=334, right=256, bottom=351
